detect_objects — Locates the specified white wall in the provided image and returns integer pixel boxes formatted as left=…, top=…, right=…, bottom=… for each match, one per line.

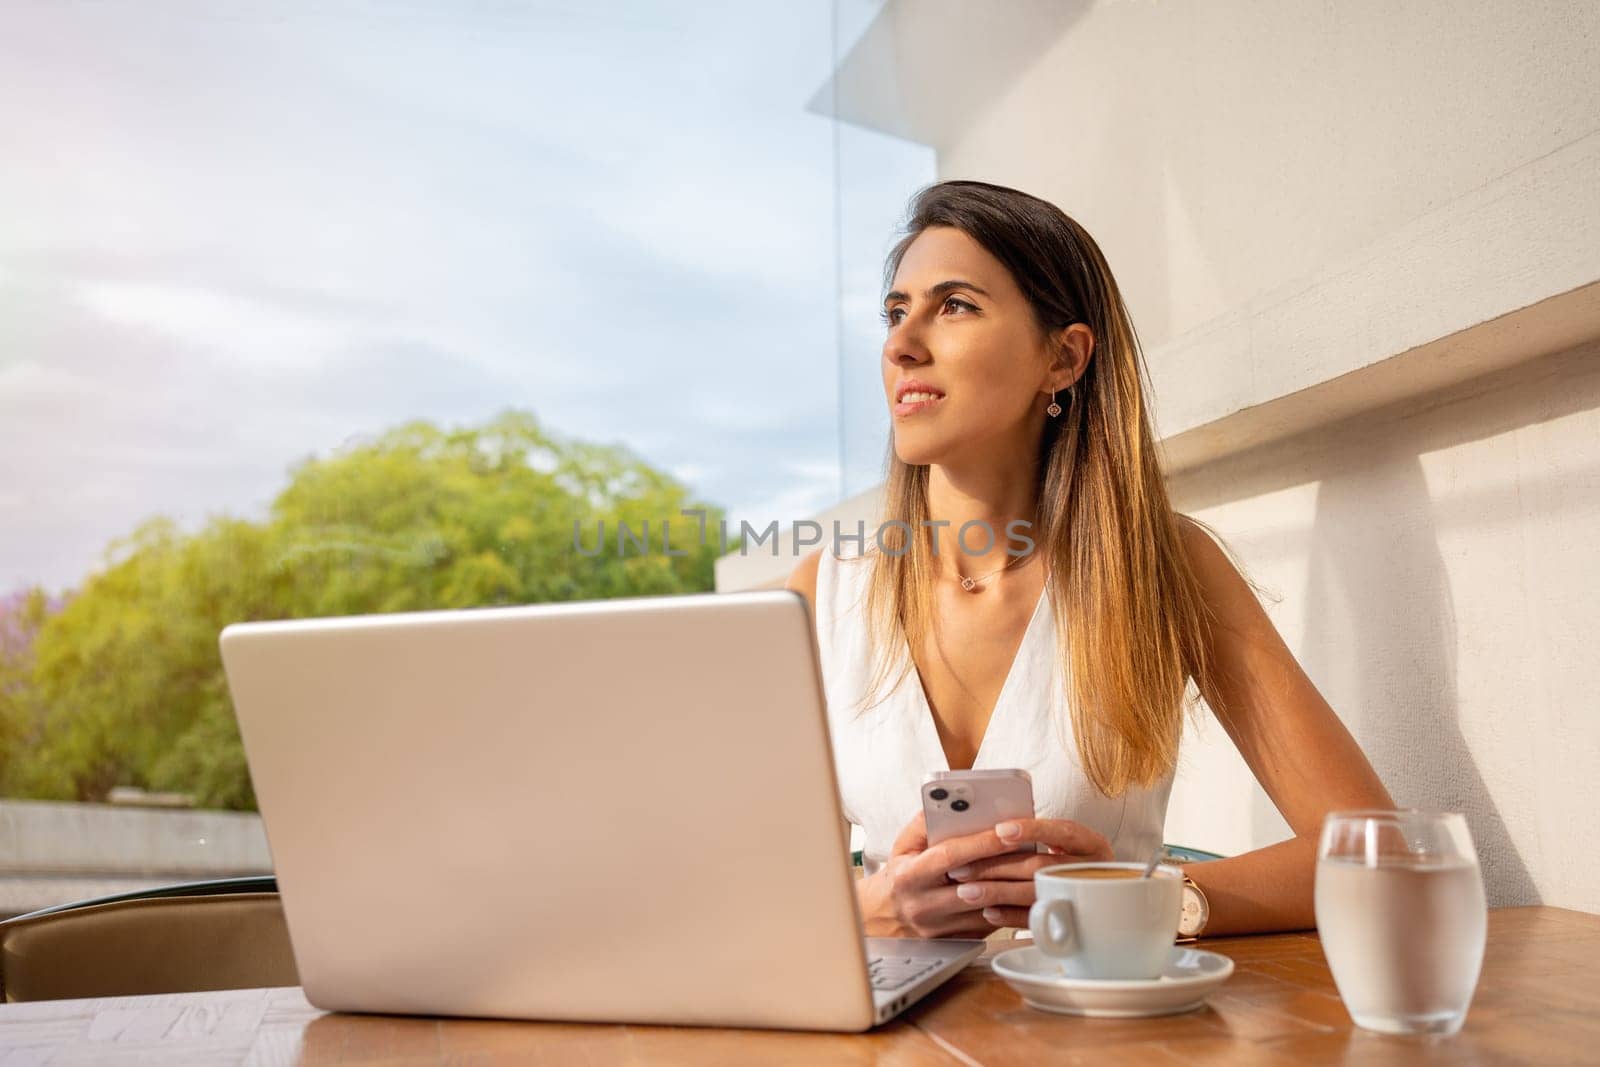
left=800, top=1, right=1600, bottom=910
left=1165, top=340, right=1600, bottom=911
left=921, top=1, right=1600, bottom=354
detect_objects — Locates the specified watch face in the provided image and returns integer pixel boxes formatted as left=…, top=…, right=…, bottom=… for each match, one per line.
left=1179, top=885, right=1207, bottom=935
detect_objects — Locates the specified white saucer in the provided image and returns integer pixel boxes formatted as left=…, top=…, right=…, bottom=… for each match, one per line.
left=990, top=946, right=1235, bottom=1018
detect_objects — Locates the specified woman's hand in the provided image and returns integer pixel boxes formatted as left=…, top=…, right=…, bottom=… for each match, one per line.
left=858, top=812, right=1114, bottom=938
left=943, top=817, right=1114, bottom=929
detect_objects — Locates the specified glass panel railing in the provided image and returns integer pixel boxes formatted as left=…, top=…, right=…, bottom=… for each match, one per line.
left=0, top=0, right=845, bottom=915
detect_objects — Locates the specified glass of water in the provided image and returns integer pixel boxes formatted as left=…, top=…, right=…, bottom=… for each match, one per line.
left=1315, top=810, right=1487, bottom=1036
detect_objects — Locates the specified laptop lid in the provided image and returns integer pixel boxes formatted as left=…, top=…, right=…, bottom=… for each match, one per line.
left=220, top=590, right=877, bottom=1031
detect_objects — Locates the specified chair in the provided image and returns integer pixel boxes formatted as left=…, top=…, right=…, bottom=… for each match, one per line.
left=0, top=876, right=297, bottom=1003
left=1160, top=844, right=1224, bottom=864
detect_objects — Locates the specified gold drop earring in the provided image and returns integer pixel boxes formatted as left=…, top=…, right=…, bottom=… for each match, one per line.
left=1046, top=389, right=1063, bottom=418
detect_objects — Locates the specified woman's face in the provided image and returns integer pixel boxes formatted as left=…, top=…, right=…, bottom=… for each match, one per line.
left=881, top=225, right=1063, bottom=468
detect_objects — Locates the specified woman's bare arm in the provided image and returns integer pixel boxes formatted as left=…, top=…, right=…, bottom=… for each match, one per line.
left=1175, top=518, right=1394, bottom=936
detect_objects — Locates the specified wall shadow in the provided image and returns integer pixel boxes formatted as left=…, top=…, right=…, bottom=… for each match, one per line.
left=1299, top=448, right=1539, bottom=906
left=1169, top=342, right=1600, bottom=906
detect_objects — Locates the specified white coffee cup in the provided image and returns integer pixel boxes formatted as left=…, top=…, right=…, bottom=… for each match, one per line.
left=1027, top=862, right=1184, bottom=980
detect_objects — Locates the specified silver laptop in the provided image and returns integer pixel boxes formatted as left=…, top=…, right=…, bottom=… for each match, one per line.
left=219, top=589, right=983, bottom=1031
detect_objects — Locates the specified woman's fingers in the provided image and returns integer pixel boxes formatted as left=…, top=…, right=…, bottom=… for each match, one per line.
left=946, top=850, right=1060, bottom=883
left=908, top=827, right=1032, bottom=885
left=949, top=879, right=1035, bottom=910
left=888, top=811, right=929, bottom=857
left=909, top=818, right=1113, bottom=887
left=980, top=906, right=1030, bottom=929
left=898, top=882, right=1029, bottom=938
left=878, top=814, right=1115, bottom=937
left=991, top=818, right=1114, bottom=861
left=886, top=865, right=1046, bottom=936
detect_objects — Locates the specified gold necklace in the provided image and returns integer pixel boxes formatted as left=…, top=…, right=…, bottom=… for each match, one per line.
left=955, top=552, right=1031, bottom=592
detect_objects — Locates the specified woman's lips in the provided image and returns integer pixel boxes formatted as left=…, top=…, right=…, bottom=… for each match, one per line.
left=893, top=392, right=945, bottom=417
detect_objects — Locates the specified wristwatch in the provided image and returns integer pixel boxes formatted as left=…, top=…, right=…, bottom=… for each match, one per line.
left=1177, top=875, right=1209, bottom=940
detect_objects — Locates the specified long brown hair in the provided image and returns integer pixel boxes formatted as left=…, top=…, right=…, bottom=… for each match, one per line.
left=860, top=180, right=1219, bottom=797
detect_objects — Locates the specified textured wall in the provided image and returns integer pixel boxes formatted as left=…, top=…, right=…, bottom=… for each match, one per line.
left=1165, top=341, right=1600, bottom=909
left=932, top=1, right=1600, bottom=351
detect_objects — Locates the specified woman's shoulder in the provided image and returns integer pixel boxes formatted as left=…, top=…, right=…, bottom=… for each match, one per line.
left=1172, top=512, right=1272, bottom=638
left=1174, top=512, right=1220, bottom=565
left=1174, top=512, right=1242, bottom=584
left=784, top=550, right=823, bottom=614
left=784, top=545, right=875, bottom=616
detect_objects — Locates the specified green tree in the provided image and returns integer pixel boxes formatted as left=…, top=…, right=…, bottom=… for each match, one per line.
left=0, top=587, right=56, bottom=791
left=0, top=411, right=728, bottom=809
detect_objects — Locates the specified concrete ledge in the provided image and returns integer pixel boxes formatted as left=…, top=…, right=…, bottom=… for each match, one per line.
left=1148, top=127, right=1600, bottom=471
left=0, top=799, right=271, bottom=877
left=1158, top=279, right=1600, bottom=474
left=714, top=486, right=884, bottom=593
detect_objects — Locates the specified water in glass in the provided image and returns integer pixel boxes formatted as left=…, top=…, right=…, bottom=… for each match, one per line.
left=1315, top=810, right=1487, bottom=1036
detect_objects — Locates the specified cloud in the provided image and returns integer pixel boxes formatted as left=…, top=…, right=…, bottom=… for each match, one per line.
left=77, top=280, right=351, bottom=372
left=0, top=1, right=894, bottom=593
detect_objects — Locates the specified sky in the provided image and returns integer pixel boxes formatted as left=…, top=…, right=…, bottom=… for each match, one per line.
left=1, top=0, right=924, bottom=593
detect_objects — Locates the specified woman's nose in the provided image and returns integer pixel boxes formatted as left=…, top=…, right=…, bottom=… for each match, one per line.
left=884, top=334, right=930, bottom=367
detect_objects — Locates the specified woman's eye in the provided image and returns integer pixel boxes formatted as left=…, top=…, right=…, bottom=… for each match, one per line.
left=879, top=298, right=975, bottom=328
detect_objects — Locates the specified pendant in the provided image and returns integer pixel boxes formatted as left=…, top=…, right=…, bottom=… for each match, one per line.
left=960, top=577, right=979, bottom=591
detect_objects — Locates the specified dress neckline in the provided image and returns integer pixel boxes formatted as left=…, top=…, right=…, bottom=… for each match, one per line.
left=905, top=586, right=1049, bottom=773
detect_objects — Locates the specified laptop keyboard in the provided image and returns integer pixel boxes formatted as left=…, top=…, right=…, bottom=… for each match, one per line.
left=868, top=955, right=944, bottom=992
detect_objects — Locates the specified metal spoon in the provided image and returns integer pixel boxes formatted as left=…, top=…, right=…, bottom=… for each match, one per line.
left=1140, top=847, right=1166, bottom=879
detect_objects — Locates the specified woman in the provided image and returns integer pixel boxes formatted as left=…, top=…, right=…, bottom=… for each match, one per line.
left=787, top=180, right=1392, bottom=939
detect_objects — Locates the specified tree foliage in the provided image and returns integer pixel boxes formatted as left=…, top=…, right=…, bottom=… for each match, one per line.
left=0, top=412, right=726, bottom=810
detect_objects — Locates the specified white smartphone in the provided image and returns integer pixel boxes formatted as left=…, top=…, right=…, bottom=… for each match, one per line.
left=921, top=768, right=1036, bottom=849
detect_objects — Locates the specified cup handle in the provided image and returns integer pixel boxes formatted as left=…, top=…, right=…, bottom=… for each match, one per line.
left=1029, top=898, right=1076, bottom=956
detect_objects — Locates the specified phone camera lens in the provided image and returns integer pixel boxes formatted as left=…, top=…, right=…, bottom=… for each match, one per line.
left=951, top=799, right=970, bottom=812
left=929, top=787, right=949, bottom=801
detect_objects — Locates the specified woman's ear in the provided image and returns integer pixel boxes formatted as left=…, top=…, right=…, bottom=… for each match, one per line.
left=1048, top=323, right=1095, bottom=390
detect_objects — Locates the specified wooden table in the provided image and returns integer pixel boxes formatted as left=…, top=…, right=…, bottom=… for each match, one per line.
left=1, top=906, right=1594, bottom=1065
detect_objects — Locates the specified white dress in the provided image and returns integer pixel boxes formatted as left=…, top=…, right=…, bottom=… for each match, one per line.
left=814, top=546, right=1173, bottom=876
